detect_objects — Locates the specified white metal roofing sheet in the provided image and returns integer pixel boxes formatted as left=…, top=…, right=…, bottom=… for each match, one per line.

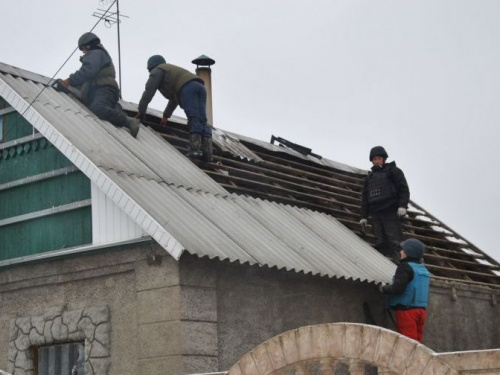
left=0, top=61, right=394, bottom=284
left=0, top=71, right=226, bottom=194
left=104, top=172, right=394, bottom=283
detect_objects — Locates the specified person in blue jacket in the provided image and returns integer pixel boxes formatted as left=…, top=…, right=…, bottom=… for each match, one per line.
left=380, top=238, right=430, bottom=342
left=60, top=32, right=140, bottom=138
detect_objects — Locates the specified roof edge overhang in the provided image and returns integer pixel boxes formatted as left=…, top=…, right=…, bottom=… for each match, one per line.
left=0, top=76, right=186, bottom=260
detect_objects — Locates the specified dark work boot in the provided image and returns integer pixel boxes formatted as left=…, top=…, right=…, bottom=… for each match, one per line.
left=186, top=133, right=202, bottom=159
left=202, top=136, right=213, bottom=162
left=125, top=117, right=140, bottom=138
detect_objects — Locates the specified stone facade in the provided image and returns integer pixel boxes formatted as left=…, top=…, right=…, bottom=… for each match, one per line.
left=228, top=323, right=500, bottom=375
left=0, top=244, right=499, bottom=375
left=8, top=305, right=110, bottom=375
left=212, top=256, right=500, bottom=369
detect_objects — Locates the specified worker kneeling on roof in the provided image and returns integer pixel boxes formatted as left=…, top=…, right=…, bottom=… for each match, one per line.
left=59, top=32, right=140, bottom=138
left=380, top=238, right=430, bottom=343
left=136, top=55, right=213, bottom=162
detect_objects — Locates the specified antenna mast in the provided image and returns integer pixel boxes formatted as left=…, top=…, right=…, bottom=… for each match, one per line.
left=92, top=0, right=129, bottom=98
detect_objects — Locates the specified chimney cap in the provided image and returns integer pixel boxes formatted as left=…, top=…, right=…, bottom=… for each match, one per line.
left=192, top=54, right=215, bottom=67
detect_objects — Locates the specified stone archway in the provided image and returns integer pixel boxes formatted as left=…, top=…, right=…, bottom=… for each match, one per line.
left=228, top=323, right=458, bottom=375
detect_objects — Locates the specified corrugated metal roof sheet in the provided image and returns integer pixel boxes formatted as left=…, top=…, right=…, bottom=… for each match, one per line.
left=0, top=61, right=394, bottom=284
left=229, top=132, right=367, bottom=174
left=212, top=128, right=264, bottom=162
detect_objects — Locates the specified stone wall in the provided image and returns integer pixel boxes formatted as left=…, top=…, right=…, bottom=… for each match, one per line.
left=8, top=305, right=110, bottom=374
left=0, top=246, right=499, bottom=375
left=208, top=257, right=500, bottom=371
left=425, top=279, right=500, bottom=351
left=227, top=323, right=500, bottom=375
left=197, top=256, right=388, bottom=370
left=0, top=242, right=183, bottom=375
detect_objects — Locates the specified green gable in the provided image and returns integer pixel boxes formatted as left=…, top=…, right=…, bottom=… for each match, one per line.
left=0, top=99, right=92, bottom=261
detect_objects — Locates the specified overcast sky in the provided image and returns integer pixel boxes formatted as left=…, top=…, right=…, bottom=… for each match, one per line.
left=2, top=0, right=500, bottom=263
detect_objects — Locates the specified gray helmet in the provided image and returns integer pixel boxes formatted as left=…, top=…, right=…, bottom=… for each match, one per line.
left=369, top=146, right=388, bottom=161
left=78, top=32, right=100, bottom=50
left=401, top=239, right=425, bottom=259
left=147, top=55, right=166, bottom=71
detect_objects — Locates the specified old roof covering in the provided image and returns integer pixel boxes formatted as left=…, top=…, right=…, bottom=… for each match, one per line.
left=1, top=61, right=499, bottom=288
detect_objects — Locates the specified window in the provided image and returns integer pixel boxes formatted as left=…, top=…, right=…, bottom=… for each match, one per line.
left=36, top=342, right=84, bottom=375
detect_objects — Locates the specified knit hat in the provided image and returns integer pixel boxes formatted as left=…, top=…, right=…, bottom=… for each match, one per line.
left=369, top=146, right=388, bottom=161
left=147, top=55, right=166, bottom=72
left=401, top=238, right=425, bottom=259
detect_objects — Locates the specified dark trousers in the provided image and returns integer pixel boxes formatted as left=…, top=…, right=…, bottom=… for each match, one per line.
left=88, top=85, right=128, bottom=128
left=179, top=81, right=212, bottom=137
left=371, top=212, right=402, bottom=257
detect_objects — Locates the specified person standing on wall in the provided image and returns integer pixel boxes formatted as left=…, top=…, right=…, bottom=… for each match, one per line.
left=136, top=55, right=213, bottom=162
left=380, top=238, right=430, bottom=343
left=59, top=32, right=140, bottom=138
left=359, top=146, right=410, bottom=260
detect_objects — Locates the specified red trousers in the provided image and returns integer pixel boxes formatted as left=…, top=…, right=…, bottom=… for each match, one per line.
left=395, top=308, right=427, bottom=343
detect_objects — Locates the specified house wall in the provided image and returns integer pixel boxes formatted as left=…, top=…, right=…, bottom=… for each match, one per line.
left=0, top=128, right=92, bottom=259
left=1, top=247, right=499, bottom=375
left=425, top=279, right=500, bottom=352
left=208, top=258, right=500, bottom=370
left=0, top=242, right=183, bottom=375
left=206, top=256, right=387, bottom=370
left=0, top=99, right=32, bottom=142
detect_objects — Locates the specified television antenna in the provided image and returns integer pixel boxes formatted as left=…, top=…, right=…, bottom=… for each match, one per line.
left=92, top=0, right=129, bottom=98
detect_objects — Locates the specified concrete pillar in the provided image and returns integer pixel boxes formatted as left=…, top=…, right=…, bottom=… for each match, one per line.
left=179, top=254, right=218, bottom=373
left=135, top=252, right=184, bottom=375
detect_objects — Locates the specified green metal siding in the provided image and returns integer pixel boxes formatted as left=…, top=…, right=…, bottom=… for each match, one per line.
left=0, top=106, right=34, bottom=143
left=0, top=99, right=92, bottom=260
left=0, top=207, right=92, bottom=260
left=0, top=173, right=90, bottom=220
left=0, top=138, right=72, bottom=184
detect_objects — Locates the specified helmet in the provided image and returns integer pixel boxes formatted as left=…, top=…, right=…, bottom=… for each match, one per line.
left=78, top=32, right=100, bottom=50
left=147, top=55, right=166, bottom=71
left=369, top=146, right=388, bottom=161
left=401, top=239, right=425, bottom=259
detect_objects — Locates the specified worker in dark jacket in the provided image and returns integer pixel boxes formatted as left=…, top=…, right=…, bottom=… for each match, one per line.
left=60, top=32, right=140, bottom=138
left=136, top=55, right=213, bottom=162
left=380, top=238, right=430, bottom=342
left=360, top=146, right=410, bottom=260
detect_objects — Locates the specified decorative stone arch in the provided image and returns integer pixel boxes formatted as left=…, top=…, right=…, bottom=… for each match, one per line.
left=228, top=323, right=458, bottom=375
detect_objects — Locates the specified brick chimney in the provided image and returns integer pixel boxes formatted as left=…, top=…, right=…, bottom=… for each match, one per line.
left=192, top=55, right=215, bottom=126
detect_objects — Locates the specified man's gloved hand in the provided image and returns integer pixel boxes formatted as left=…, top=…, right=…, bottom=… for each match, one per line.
left=160, top=116, right=169, bottom=126
left=397, top=207, right=407, bottom=218
left=359, top=218, right=368, bottom=229
left=135, top=112, right=143, bottom=120
left=53, top=79, right=70, bottom=93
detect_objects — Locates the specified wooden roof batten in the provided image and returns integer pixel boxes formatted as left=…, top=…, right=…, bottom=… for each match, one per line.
left=139, top=117, right=500, bottom=289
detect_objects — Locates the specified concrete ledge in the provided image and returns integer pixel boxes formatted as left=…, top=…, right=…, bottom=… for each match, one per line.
left=438, top=348, right=500, bottom=373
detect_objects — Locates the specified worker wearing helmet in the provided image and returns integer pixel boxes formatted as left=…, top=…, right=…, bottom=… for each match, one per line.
left=359, top=146, right=410, bottom=260
left=136, top=55, right=212, bottom=162
left=380, top=238, right=430, bottom=343
left=59, top=32, right=139, bottom=138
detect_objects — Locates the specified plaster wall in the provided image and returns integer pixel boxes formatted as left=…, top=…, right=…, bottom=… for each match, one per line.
left=208, top=258, right=500, bottom=371
left=1, top=248, right=499, bottom=375
left=425, top=280, right=500, bottom=352
left=0, top=243, right=185, bottom=375
left=209, top=258, right=387, bottom=370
